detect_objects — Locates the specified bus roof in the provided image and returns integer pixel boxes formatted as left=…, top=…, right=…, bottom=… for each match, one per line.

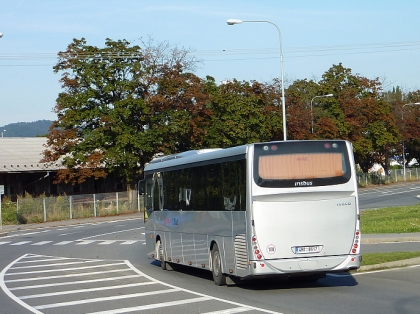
left=144, top=145, right=248, bottom=172
left=143, top=140, right=351, bottom=172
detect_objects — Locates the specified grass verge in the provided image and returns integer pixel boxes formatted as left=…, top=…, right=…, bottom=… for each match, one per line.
left=360, top=204, right=420, bottom=234
left=361, top=251, right=420, bottom=266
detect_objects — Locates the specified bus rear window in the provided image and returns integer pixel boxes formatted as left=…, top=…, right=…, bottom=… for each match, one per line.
left=254, top=141, right=351, bottom=188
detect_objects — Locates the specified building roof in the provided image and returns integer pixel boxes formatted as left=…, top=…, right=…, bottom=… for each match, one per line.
left=0, top=137, right=63, bottom=173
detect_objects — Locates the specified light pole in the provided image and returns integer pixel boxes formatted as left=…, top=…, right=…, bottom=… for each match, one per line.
left=226, top=19, right=287, bottom=141
left=401, top=102, right=420, bottom=181
left=310, top=94, right=333, bottom=134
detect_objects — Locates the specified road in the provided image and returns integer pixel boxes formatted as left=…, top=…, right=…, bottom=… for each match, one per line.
left=1, top=216, right=419, bottom=314
left=359, top=181, right=420, bottom=209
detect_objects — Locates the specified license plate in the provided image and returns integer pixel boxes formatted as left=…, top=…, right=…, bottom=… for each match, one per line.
left=293, top=245, right=323, bottom=254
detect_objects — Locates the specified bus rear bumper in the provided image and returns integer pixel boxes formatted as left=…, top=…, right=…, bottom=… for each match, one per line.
left=250, top=255, right=361, bottom=275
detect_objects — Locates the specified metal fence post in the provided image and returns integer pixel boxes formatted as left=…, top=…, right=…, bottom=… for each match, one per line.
left=116, top=192, right=119, bottom=214
left=16, top=199, right=19, bottom=225
left=43, top=197, right=47, bottom=222
left=93, top=194, right=96, bottom=217
left=69, top=196, right=73, bottom=219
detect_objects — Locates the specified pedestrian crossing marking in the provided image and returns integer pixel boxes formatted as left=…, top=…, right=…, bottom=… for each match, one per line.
left=31, top=241, right=53, bottom=246
left=2, top=240, right=141, bottom=246
left=10, top=241, right=32, bottom=246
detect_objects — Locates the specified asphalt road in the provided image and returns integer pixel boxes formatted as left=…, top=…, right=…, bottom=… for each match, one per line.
left=1, top=216, right=419, bottom=314
left=359, top=181, right=420, bottom=209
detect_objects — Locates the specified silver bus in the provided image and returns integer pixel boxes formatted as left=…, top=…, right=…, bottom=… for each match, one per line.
left=143, top=140, right=361, bottom=285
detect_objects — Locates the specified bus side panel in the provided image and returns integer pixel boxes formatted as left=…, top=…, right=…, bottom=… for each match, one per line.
left=194, top=234, right=209, bottom=268
left=232, top=211, right=249, bottom=276
left=170, top=232, right=183, bottom=264
left=182, top=232, right=195, bottom=265
left=150, top=211, right=234, bottom=268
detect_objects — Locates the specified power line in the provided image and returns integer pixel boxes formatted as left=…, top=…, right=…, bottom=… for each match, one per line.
left=0, top=40, right=419, bottom=65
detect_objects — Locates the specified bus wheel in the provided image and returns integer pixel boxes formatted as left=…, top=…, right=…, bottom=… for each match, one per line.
left=156, top=240, right=167, bottom=270
left=211, top=244, right=226, bottom=286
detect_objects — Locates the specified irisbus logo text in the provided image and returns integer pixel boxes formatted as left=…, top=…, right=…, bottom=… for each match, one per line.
left=294, top=181, right=313, bottom=187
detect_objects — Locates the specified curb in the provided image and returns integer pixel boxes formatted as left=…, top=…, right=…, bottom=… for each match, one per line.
left=0, top=212, right=143, bottom=236
left=357, top=257, right=420, bottom=272
left=362, top=234, right=420, bottom=244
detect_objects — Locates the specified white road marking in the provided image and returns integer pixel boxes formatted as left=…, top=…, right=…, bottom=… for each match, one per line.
left=85, top=297, right=212, bottom=314
left=76, top=240, right=96, bottom=245
left=34, top=289, right=179, bottom=310
left=204, top=308, right=253, bottom=314
left=5, top=262, right=126, bottom=276
left=54, top=241, right=74, bottom=245
left=79, top=227, right=144, bottom=240
left=19, top=230, right=50, bottom=237
left=1, top=253, right=284, bottom=314
left=4, top=268, right=132, bottom=283
left=15, top=256, right=72, bottom=264
left=120, top=240, right=138, bottom=245
left=8, top=274, right=143, bottom=291
left=98, top=240, right=117, bottom=245
left=10, top=241, right=31, bottom=246
left=9, top=259, right=99, bottom=270
left=20, top=282, right=156, bottom=299
left=31, top=241, right=53, bottom=246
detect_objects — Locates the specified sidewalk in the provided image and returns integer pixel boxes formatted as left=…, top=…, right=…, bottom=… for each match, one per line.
left=0, top=212, right=143, bottom=235
left=1, top=215, right=420, bottom=272
left=362, top=232, right=420, bottom=244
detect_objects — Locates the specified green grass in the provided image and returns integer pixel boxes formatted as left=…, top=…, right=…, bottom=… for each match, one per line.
left=360, top=204, right=420, bottom=234
left=361, top=252, right=420, bottom=266
left=360, top=205, right=420, bottom=269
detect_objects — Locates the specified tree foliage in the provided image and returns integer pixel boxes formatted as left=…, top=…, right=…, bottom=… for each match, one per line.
left=43, top=38, right=202, bottom=186
left=203, top=77, right=281, bottom=147
left=43, top=38, right=420, bottom=188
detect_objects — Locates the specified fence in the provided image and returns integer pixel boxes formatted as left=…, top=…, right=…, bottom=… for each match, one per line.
left=357, top=168, right=420, bottom=186
left=15, top=191, right=144, bottom=224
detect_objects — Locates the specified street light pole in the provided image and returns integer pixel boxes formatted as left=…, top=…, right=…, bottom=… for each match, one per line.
left=310, top=94, right=333, bottom=134
left=227, top=19, right=287, bottom=141
left=401, top=102, right=420, bottom=181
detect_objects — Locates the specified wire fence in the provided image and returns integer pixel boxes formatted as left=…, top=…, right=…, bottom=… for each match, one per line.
left=357, top=168, right=420, bottom=186
left=2, top=169, right=420, bottom=226
left=15, top=191, right=144, bottom=224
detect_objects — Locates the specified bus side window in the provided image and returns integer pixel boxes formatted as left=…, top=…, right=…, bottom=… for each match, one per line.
left=153, top=177, right=160, bottom=211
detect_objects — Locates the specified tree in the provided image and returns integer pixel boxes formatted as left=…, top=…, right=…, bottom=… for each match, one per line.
left=42, top=38, right=202, bottom=187
left=203, top=77, right=281, bottom=147
left=285, top=79, right=337, bottom=140
left=317, top=64, right=400, bottom=171
left=400, top=90, right=420, bottom=167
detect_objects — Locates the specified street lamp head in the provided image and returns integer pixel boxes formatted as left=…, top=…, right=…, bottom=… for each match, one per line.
left=0, top=33, right=3, bottom=38
left=226, top=19, right=243, bottom=25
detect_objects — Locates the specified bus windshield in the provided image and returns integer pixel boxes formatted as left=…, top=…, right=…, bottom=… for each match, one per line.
left=253, top=141, right=351, bottom=188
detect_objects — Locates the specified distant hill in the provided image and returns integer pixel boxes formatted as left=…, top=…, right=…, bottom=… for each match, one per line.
left=0, top=120, right=53, bottom=137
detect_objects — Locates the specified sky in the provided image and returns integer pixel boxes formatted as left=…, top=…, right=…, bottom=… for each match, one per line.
left=0, top=0, right=419, bottom=127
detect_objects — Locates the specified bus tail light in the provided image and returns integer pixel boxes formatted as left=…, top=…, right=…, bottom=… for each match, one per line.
left=351, top=230, right=361, bottom=254
left=251, top=235, right=264, bottom=261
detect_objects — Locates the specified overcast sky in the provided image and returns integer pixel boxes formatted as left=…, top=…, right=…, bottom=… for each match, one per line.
left=0, top=0, right=419, bottom=127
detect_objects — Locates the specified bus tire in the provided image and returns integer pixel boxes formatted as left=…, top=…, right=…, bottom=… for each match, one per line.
left=211, top=244, right=226, bottom=286
left=156, top=240, right=167, bottom=270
